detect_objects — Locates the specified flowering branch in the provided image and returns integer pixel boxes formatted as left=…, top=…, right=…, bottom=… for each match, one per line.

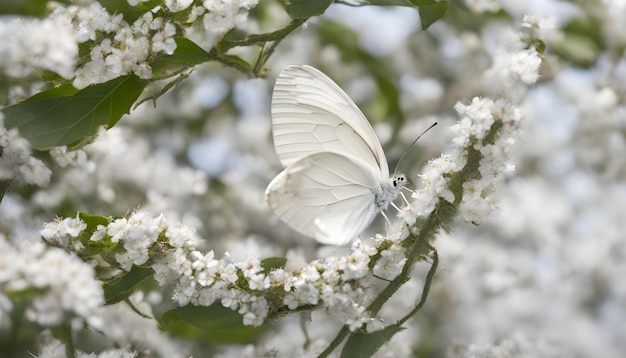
left=36, top=85, right=531, bottom=356
left=213, top=17, right=309, bottom=77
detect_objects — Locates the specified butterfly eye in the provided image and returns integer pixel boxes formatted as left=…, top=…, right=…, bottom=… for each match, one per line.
left=393, top=176, right=407, bottom=187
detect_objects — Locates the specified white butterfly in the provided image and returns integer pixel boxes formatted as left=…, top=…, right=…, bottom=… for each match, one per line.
left=265, top=65, right=406, bottom=245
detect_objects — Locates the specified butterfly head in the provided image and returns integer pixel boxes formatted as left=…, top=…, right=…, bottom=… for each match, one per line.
left=392, top=174, right=407, bottom=188
left=375, top=174, right=407, bottom=210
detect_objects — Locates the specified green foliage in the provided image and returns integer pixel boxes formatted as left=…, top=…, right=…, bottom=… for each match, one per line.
left=363, top=0, right=450, bottom=30
left=78, top=212, right=111, bottom=232
left=410, top=0, right=450, bottom=30
left=160, top=304, right=264, bottom=343
left=260, top=257, right=288, bottom=274
left=278, top=0, right=334, bottom=19
left=0, top=0, right=52, bottom=16
left=2, top=75, right=146, bottom=150
left=151, top=38, right=210, bottom=77
left=103, top=266, right=155, bottom=304
left=341, top=324, right=405, bottom=358
left=553, top=17, right=605, bottom=68
left=0, top=0, right=453, bottom=154
left=98, top=0, right=146, bottom=23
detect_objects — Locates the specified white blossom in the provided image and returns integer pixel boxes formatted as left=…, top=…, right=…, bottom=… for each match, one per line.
left=373, top=243, right=407, bottom=280
left=0, top=117, right=52, bottom=187
left=202, top=0, right=259, bottom=35
left=0, top=15, right=77, bottom=79
left=485, top=47, right=542, bottom=87
left=464, top=0, right=500, bottom=13
left=0, top=235, right=104, bottom=328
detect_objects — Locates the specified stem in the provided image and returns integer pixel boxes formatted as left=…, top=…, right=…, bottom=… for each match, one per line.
left=397, top=247, right=438, bottom=326
left=211, top=18, right=308, bottom=77
left=317, top=141, right=486, bottom=356
left=317, top=246, right=439, bottom=358
left=318, top=326, right=350, bottom=358
left=221, top=18, right=308, bottom=51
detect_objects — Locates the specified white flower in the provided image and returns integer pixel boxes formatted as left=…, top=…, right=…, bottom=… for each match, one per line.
left=106, top=218, right=127, bottom=243
left=464, top=0, right=500, bottom=13
left=50, top=146, right=89, bottom=168
left=165, top=0, right=194, bottom=12
left=373, top=244, right=407, bottom=280
left=62, top=215, right=88, bottom=238
left=486, top=48, right=542, bottom=87
left=1, top=236, right=104, bottom=327
left=339, top=251, right=370, bottom=280
left=165, top=223, right=197, bottom=248
left=522, top=14, right=557, bottom=29
left=221, top=288, right=241, bottom=309
left=40, top=216, right=86, bottom=247
left=202, top=0, right=259, bottom=35
left=90, top=225, right=108, bottom=241
left=345, top=304, right=370, bottom=331
left=219, top=261, right=239, bottom=284
left=0, top=15, right=77, bottom=79
left=18, top=157, right=51, bottom=187
left=248, top=274, right=270, bottom=290
left=151, top=22, right=177, bottom=55
left=238, top=258, right=263, bottom=278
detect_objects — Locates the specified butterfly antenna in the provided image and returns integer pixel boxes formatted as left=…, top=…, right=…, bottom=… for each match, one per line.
left=393, top=122, right=438, bottom=175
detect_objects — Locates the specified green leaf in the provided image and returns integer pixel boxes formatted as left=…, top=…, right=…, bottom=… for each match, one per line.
left=2, top=75, right=146, bottom=150
left=103, top=265, right=154, bottom=304
left=0, top=0, right=49, bottom=17
left=260, top=257, right=287, bottom=274
left=341, top=324, right=405, bottom=358
left=160, top=304, right=264, bottom=343
left=77, top=212, right=111, bottom=241
left=0, top=179, right=11, bottom=204
left=279, top=0, right=333, bottom=19
left=98, top=0, right=145, bottom=23
left=78, top=212, right=110, bottom=231
left=409, top=0, right=438, bottom=4
left=151, top=38, right=209, bottom=77
left=411, top=0, right=449, bottom=30
left=159, top=310, right=207, bottom=339
left=553, top=18, right=604, bottom=68
left=223, top=55, right=253, bottom=71
left=51, top=325, right=73, bottom=358
left=354, top=0, right=415, bottom=6
left=25, top=83, right=78, bottom=102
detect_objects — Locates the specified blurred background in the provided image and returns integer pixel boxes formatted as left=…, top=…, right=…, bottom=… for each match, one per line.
left=2, top=0, right=626, bottom=356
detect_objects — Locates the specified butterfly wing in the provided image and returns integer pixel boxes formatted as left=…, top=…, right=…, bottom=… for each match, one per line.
left=271, top=65, right=389, bottom=178
left=265, top=152, right=381, bottom=245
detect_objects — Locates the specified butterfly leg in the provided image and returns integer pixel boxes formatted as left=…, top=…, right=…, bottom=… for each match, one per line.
left=399, top=191, right=411, bottom=207
left=380, top=208, right=402, bottom=235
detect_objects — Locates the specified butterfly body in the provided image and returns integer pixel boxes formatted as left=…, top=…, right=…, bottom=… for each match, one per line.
left=266, top=65, right=404, bottom=245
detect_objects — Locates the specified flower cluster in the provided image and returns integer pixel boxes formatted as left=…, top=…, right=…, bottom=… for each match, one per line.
left=402, top=44, right=540, bottom=227
left=38, top=337, right=137, bottom=358
left=0, top=233, right=104, bottom=328
left=41, top=210, right=411, bottom=331
left=0, top=114, right=52, bottom=187
left=49, top=2, right=178, bottom=88
left=0, top=15, right=77, bottom=79
left=44, top=0, right=259, bottom=89
left=202, top=0, right=260, bottom=35
left=485, top=47, right=542, bottom=88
